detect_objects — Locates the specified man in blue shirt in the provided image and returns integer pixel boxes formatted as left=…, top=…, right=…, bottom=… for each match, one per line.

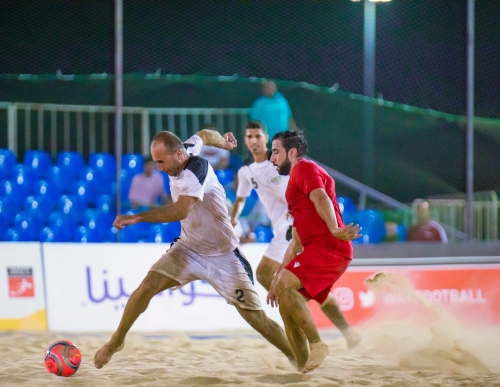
left=251, top=80, right=297, bottom=141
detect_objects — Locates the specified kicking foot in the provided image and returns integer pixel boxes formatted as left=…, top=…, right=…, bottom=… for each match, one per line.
left=301, top=341, right=329, bottom=373
left=344, top=328, right=362, bottom=350
left=94, top=340, right=124, bottom=369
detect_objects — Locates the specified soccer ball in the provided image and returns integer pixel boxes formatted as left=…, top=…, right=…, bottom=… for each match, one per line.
left=44, top=340, right=82, bottom=377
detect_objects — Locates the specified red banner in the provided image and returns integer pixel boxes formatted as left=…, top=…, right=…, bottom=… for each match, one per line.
left=309, top=265, right=500, bottom=327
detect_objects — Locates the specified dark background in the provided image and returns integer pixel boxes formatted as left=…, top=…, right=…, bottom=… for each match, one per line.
left=1, top=0, right=499, bottom=118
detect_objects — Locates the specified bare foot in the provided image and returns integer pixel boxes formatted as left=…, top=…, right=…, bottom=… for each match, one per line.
left=94, top=340, right=124, bottom=369
left=301, top=341, right=329, bottom=373
left=344, top=328, right=362, bottom=350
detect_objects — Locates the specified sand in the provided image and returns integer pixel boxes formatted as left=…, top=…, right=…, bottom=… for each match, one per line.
left=2, top=271, right=500, bottom=386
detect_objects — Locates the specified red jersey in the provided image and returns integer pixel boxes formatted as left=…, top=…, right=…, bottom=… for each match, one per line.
left=286, top=158, right=352, bottom=259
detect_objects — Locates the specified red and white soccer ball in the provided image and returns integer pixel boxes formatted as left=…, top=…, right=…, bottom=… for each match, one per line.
left=44, top=340, right=82, bottom=377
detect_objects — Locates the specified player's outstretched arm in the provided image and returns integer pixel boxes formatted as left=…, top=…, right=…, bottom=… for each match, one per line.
left=112, top=195, right=197, bottom=229
left=230, top=196, right=247, bottom=227
left=195, top=129, right=237, bottom=150
left=309, top=188, right=362, bottom=241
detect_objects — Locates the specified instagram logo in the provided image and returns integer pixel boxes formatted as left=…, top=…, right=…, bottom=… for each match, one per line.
left=332, top=287, right=354, bottom=311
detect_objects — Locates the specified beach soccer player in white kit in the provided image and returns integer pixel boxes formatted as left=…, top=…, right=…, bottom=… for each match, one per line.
left=230, top=120, right=361, bottom=349
left=94, top=128, right=294, bottom=369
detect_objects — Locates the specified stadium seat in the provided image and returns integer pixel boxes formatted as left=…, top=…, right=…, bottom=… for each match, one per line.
left=396, top=224, right=407, bottom=242
left=354, top=209, right=386, bottom=244
left=117, top=225, right=139, bottom=243
left=228, top=153, right=243, bottom=172
left=0, top=149, right=17, bottom=180
left=40, top=226, right=69, bottom=242
left=4, top=228, right=21, bottom=242
left=72, top=180, right=99, bottom=206
left=338, top=196, right=357, bottom=214
left=13, top=212, right=42, bottom=241
left=122, top=153, right=144, bottom=176
left=96, top=194, right=116, bottom=216
left=48, top=211, right=74, bottom=241
left=117, top=169, right=133, bottom=207
left=162, top=172, right=171, bottom=195
left=48, top=165, right=72, bottom=193
left=0, top=197, right=18, bottom=226
left=33, top=179, right=61, bottom=205
left=254, top=225, right=274, bottom=243
left=214, top=169, right=235, bottom=188
left=11, top=164, right=35, bottom=196
left=24, top=195, right=53, bottom=221
left=89, top=152, right=116, bottom=182
left=57, top=151, right=85, bottom=180
left=58, top=195, right=85, bottom=225
left=73, top=225, right=105, bottom=243
left=146, top=221, right=181, bottom=243
left=83, top=209, right=112, bottom=241
left=24, top=150, right=52, bottom=179
left=0, top=180, right=26, bottom=209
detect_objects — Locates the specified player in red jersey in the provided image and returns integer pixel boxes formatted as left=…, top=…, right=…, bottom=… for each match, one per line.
left=267, top=130, right=362, bottom=373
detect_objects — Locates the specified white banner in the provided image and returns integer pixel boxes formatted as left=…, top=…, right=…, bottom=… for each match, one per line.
left=0, top=242, right=46, bottom=330
left=43, top=243, right=282, bottom=332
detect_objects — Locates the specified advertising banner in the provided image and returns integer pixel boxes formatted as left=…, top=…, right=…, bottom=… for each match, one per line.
left=310, top=264, right=500, bottom=328
left=0, top=242, right=47, bottom=330
left=43, top=243, right=281, bottom=332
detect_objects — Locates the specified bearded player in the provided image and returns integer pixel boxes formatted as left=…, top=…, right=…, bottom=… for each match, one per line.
left=231, top=121, right=361, bottom=353
left=267, top=129, right=361, bottom=373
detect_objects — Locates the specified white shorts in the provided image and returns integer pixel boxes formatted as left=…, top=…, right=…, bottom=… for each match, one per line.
left=264, top=225, right=292, bottom=263
left=150, top=240, right=262, bottom=310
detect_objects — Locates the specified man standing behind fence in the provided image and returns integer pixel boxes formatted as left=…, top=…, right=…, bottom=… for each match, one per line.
left=251, top=80, right=297, bottom=142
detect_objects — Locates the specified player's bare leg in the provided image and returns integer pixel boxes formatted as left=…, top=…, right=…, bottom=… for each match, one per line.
left=256, top=256, right=280, bottom=291
left=234, top=305, right=295, bottom=364
left=274, top=269, right=329, bottom=373
left=94, top=271, right=180, bottom=369
left=279, top=303, right=309, bottom=370
left=320, top=295, right=362, bottom=349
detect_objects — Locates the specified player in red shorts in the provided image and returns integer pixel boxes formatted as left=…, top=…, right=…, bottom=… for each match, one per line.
left=267, top=130, right=361, bottom=373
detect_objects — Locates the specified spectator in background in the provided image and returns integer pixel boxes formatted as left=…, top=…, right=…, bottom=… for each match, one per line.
left=199, top=123, right=230, bottom=170
left=406, top=199, right=448, bottom=243
left=128, top=157, right=170, bottom=209
left=251, top=80, right=297, bottom=141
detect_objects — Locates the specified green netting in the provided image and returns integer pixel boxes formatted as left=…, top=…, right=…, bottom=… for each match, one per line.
left=1, top=74, right=499, bottom=204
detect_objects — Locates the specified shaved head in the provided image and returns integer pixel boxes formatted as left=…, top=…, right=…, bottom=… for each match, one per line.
left=151, top=131, right=184, bottom=151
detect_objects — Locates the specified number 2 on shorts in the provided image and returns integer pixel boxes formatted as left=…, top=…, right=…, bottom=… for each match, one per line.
left=235, top=289, right=245, bottom=303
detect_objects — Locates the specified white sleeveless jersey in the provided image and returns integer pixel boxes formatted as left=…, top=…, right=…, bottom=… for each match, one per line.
left=168, top=135, right=239, bottom=256
left=236, top=153, right=293, bottom=236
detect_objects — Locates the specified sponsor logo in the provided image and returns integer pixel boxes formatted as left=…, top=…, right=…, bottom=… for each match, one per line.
left=382, top=288, right=487, bottom=305
left=7, top=267, right=34, bottom=298
left=270, top=176, right=281, bottom=184
left=359, top=290, right=375, bottom=308
left=332, top=287, right=354, bottom=311
left=293, top=262, right=301, bottom=268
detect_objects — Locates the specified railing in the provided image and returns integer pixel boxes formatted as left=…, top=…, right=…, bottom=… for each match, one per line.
left=0, top=102, right=252, bottom=159
left=427, top=191, right=498, bottom=241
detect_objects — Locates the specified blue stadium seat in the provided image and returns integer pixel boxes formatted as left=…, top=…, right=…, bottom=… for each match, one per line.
left=96, top=194, right=116, bottom=216
left=72, top=180, right=99, bottom=206
left=58, top=195, right=85, bottom=225
left=353, top=209, right=386, bottom=244
left=73, top=225, right=105, bottom=243
left=11, top=164, right=35, bottom=196
left=33, top=179, right=61, bottom=205
left=48, top=165, right=72, bottom=193
left=122, top=154, right=144, bottom=176
left=40, top=226, right=69, bottom=242
left=89, top=152, right=116, bottom=182
left=338, top=196, right=357, bottom=215
left=0, top=197, right=18, bottom=226
left=396, top=224, right=407, bottom=242
left=228, top=153, right=243, bottom=172
left=4, top=228, right=22, bottom=242
left=254, top=225, right=274, bottom=243
left=0, top=149, right=17, bottom=180
left=117, top=169, right=133, bottom=207
left=162, top=172, right=171, bottom=195
left=13, top=212, right=42, bottom=241
left=117, top=225, right=139, bottom=243
left=145, top=221, right=181, bottom=243
left=57, top=151, right=85, bottom=180
left=24, top=195, right=53, bottom=221
left=214, top=169, right=235, bottom=188
left=48, top=211, right=74, bottom=241
left=0, top=180, right=26, bottom=209
left=24, top=150, right=52, bottom=179
left=83, top=209, right=112, bottom=241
